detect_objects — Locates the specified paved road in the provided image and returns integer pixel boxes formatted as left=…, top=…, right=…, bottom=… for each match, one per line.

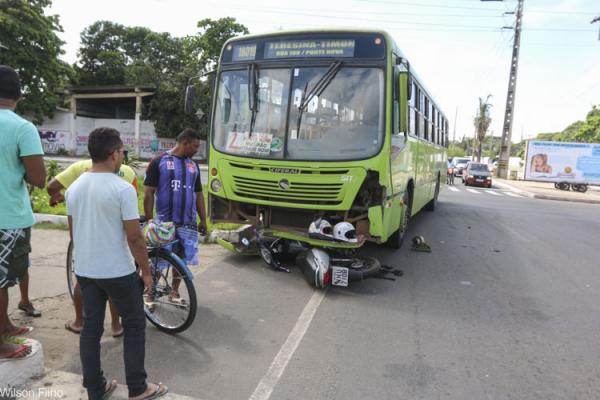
left=24, top=185, right=600, bottom=399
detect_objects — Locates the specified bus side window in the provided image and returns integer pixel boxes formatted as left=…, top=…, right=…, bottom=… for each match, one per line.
left=393, top=68, right=400, bottom=135
left=431, top=105, right=438, bottom=144
left=424, top=97, right=429, bottom=141
left=444, top=119, right=449, bottom=147
left=419, top=88, right=425, bottom=139
left=414, top=84, right=420, bottom=137
left=408, top=79, right=417, bottom=136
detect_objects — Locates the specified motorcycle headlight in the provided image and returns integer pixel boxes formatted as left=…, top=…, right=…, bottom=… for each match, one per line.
left=211, top=179, right=222, bottom=192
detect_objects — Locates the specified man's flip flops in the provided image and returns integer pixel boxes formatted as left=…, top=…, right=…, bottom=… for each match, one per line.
left=102, top=379, right=118, bottom=400
left=129, top=382, right=168, bottom=400
left=64, top=322, right=82, bottom=334
left=8, top=326, right=33, bottom=336
left=18, top=302, right=42, bottom=317
left=0, top=344, right=33, bottom=362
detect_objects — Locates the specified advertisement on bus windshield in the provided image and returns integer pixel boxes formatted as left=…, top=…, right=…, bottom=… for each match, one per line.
left=524, top=140, right=600, bottom=184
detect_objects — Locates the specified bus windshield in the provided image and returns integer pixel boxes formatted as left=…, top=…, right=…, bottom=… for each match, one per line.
left=213, top=66, right=384, bottom=161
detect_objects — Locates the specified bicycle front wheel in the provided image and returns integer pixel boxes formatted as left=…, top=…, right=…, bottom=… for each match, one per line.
left=144, top=249, right=197, bottom=334
left=66, top=240, right=77, bottom=299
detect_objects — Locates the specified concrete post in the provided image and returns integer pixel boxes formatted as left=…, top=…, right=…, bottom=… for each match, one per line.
left=135, top=94, right=142, bottom=157
left=69, top=97, right=77, bottom=155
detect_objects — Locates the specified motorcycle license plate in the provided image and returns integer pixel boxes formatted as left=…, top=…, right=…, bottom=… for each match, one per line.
left=332, top=267, right=349, bottom=287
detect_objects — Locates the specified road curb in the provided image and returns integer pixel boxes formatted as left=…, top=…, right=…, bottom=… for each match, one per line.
left=34, top=213, right=68, bottom=225
left=495, top=180, right=600, bottom=205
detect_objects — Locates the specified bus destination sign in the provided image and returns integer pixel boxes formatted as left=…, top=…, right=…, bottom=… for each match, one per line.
left=264, top=39, right=356, bottom=59
left=232, top=43, right=257, bottom=61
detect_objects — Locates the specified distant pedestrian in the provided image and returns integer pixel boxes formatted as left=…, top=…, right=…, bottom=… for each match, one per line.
left=447, top=163, right=455, bottom=185
left=0, top=65, right=46, bottom=360
left=66, top=127, right=167, bottom=400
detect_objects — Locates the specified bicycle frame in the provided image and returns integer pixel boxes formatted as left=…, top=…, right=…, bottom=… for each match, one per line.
left=147, top=243, right=195, bottom=281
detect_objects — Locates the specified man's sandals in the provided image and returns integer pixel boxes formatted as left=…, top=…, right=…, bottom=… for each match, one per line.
left=0, top=343, right=33, bottom=361
left=102, top=379, right=118, bottom=400
left=0, top=334, right=34, bottom=361
left=18, top=302, right=42, bottom=317
left=129, top=382, right=168, bottom=400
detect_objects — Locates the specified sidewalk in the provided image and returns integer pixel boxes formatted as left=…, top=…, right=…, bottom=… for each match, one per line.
left=3, top=228, right=227, bottom=397
left=495, top=179, right=600, bottom=204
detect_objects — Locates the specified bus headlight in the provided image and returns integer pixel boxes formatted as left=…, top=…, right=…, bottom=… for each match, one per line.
left=211, top=179, right=222, bottom=192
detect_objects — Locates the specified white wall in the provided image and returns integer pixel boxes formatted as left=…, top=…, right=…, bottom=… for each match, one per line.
left=34, top=110, right=206, bottom=159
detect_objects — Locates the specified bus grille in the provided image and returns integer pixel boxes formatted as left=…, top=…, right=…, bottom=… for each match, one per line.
left=232, top=175, right=343, bottom=205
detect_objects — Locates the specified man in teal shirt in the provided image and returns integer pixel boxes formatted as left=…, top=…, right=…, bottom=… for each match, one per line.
left=0, top=65, right=46, bottom=360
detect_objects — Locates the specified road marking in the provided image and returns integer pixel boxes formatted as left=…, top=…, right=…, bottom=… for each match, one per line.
left=485, top=190, right=502, bottom=196
left=504, top=192, right=521, bottom=198
left=447, top=186, right=459, bottom=192
left=249, top=290, right=327, bottom=400
left=466, top=189, right=481, bottom=194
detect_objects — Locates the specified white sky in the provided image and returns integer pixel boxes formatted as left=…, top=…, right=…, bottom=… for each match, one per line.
left=49, top=0, right=600, bottom=143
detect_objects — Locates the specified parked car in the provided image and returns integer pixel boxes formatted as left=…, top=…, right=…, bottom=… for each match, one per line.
left=453, top=157, right=471, bottom=177
left=462, top=162, right=492, bottom=187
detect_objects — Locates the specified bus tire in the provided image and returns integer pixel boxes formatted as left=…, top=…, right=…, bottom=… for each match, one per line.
left=385, top=185, right=412, bottom=249
left=425, top=174, right=440, bottom=211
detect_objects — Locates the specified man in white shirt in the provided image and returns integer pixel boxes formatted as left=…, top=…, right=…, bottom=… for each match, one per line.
left=66, top=127, right=167, bottom=400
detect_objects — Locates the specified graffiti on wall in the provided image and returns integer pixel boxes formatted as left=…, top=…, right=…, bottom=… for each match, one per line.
left=38, top=130, right=69, bottom=154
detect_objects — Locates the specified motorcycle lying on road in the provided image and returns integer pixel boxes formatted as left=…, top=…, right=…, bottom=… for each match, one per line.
left=236, top=226, right=382, bottom=288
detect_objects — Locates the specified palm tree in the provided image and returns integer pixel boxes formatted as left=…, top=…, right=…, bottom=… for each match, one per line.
left=473, top=95, right=492, bottom=162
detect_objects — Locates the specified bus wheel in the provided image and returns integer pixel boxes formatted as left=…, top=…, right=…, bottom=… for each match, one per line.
left=385, top=186, right=412, bottom=249
left=425, top=175, right=440, bottom=211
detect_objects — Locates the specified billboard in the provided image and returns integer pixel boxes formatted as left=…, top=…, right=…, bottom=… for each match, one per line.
left=524, top=140, right=600, bottom=184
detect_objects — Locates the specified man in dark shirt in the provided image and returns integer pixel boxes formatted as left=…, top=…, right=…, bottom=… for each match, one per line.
left=143, top=128, right=207, bottom=296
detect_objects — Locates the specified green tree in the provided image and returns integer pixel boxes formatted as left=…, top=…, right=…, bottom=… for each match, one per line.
left=0, top=0, right=71, bottom=123
left=534, top=106, right=599, bottom=143
left=74, top=17, right=248, bottom=137
left=573, top=105, right=600, bottom=143
left=191, top=17, right=249, bottom=69
left=447, top=143, right=465, bottom=158
left=473, top=95, right=492, bottom=162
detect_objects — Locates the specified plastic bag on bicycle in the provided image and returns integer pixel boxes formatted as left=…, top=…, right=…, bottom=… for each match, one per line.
left=159, top=226, right=199, bottom=267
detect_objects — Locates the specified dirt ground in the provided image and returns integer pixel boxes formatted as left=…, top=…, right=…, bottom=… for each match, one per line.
left=8, top=228, right=231, bottom=373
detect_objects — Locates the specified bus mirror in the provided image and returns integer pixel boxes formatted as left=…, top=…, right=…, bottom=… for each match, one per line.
left=184, top=85, right=196, bottom=114
left=222, top=98, right=231, bottom=123
left=407, top=75, right=413, bottom=100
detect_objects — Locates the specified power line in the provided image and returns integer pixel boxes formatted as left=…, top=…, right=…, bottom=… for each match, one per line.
left=353, top=0, right=598, bottom=15
left=213, top=6, right=596, bottom=33
left=207, top=1, right=506, bottom=18
left=353, top=0, right=507, bottom=11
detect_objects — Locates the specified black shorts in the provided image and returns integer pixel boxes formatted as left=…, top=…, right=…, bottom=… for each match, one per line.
left=0, top=228, right=31, bottom=289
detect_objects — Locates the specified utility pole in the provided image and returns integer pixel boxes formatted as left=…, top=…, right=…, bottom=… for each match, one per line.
left=452, top=105, right=458, bottom=143
left=496, top=0, right=525, bottom=179
left=592, top=16, right=600, bottom=40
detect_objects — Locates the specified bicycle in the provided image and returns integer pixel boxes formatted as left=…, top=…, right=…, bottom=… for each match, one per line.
left=66, top=238, right=198, bottom=334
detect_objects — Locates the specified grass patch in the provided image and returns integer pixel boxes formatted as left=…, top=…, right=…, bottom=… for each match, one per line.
left=34, top=222, right=69, bottom=230
left=31, top=187, right=67, bottom=215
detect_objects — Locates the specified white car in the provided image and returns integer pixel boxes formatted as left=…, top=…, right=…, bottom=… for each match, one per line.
left=453, top=158, right=471, bottom=177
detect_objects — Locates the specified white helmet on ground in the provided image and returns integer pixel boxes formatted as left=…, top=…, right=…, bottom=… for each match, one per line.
left=333, top=222, right=357, bottom=243
left=308, top=218, right=334, bottom=240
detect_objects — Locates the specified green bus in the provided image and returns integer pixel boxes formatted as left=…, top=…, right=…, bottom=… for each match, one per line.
left=206, top=29, right=448, bottom=251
